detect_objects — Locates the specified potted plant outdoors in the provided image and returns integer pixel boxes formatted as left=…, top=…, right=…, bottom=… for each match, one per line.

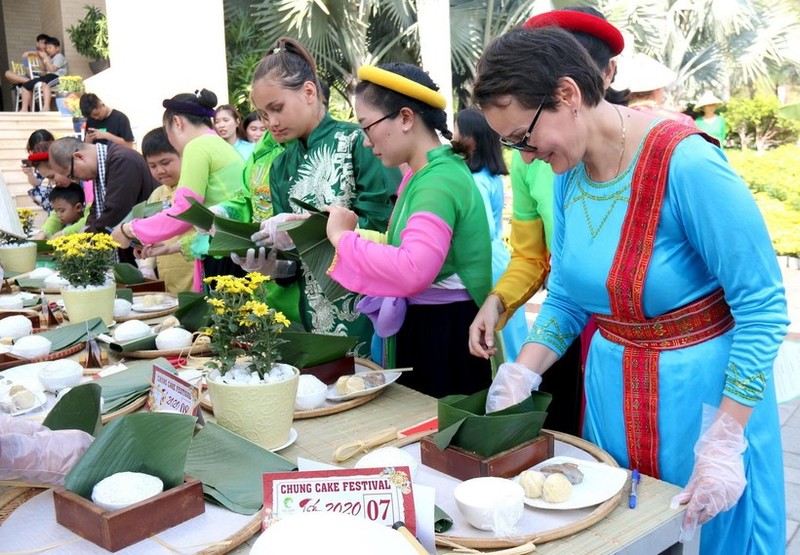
left=67, top=5, right=110, bottom=74
left=203, top=272, right=299, bottom=450
left=55, top=76, right=85, bottom=130
left=0, top=208, right=37, bottom=273
left=47, top=232, right=119, bottom=325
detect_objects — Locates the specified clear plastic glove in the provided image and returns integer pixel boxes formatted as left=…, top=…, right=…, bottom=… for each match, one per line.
left=231, top=247, right=297, bottom=277
left=0, top=415, right=94, bottom=485
left=669, top=406, right=747, bottom=543
left=251, top=213, right=307, bottom=250
left=485, top=362, right=543, bottom=414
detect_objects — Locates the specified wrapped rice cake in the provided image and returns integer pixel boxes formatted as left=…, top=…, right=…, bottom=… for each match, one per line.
left=335, top=373, right=385, bottom=395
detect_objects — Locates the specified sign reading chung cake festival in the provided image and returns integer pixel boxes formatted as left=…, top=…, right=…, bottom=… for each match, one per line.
left=262, top=467, right=416, bottom=534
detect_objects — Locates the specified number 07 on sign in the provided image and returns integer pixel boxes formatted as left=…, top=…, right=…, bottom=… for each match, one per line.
left=262, top=467, right=417, bottom=535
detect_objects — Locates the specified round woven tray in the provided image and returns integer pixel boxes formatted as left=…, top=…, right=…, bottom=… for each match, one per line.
left=121, top=341, right=213, bottom=360
left=0, top=342, right=85, bottom=372
left=390, top=429, right=623, bottom=549
left=115, top=293, right=180, bottom=322
left=101, top=394, right=147, bottom=424
left=200, top=358, right=388, bottom=419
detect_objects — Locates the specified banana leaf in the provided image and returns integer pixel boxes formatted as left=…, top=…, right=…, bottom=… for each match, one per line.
left=123, top=200, right=167, bottom=222
left=289, top=197, right=325, bottom=215
left=13, top=276, right=44, bottom=289
left=107, top=333, right=157, bottom=353
left=184, top=422, right=296, bottom=514
left=778, top=103, right=800, bottom=121
left=433, top=389, right=552, bottom=458
left=36, top=317, right=108, bottom=351
left=115, top=288, right=133, bottom=302
left=207, top=217, right=260, bottom=257
left=34, top=239, right=53, bottom=253
left=95, top=357, right=176, bottom=414
left=175, top=291, right=210, bottom=332
left=170, top=197, right=215, bottom=231
left=434, top=505, right=453, bottom=533
left=279, top=214, right=350, bottom=302
left=277, top=331, right=357, bottom=368
left=65, top=412, right=197, bottom=499
left=43, top=382, right=102, bottom=436
left=113, top=263, right=146, bottom=285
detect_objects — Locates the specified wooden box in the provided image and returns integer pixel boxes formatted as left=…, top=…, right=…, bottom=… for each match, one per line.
left=419, top=431, right=554, bottom=482
left=53, top=476, right=205, bottom=552
left=300, top=355, right=355, bottom=385
left=124, top=279, right=167, bottom=293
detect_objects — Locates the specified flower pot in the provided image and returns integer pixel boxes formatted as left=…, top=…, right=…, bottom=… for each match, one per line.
left=54, top=95, right=72, bottom=117
left=0, top=242, right=37, bottom=273
left=89, top=59, right=110, bottom=74
left=206, top=363, right=299, bottom=450
left=60, top=281, right=115, bottom=325
left=72, top=116, right=87, bottom=135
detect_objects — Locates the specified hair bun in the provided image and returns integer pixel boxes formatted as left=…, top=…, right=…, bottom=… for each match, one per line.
left=197, top=88, right=218, bottom=109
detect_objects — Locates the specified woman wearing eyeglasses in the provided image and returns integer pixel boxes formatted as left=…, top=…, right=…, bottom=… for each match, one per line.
left=474, top=27, right=787, bottom=555
left=323, top=63, right=493, bottom=398
left=244, top=38, right=399, bottom=358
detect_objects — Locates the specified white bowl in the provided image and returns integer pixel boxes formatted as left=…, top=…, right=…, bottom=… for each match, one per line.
left=38, top=359, right=84, bottom=392
left=10, top=335, right=52, bottom=359
left=294, top=374, right=327, bottom=411
left=454, top=477, right=525, bottom=531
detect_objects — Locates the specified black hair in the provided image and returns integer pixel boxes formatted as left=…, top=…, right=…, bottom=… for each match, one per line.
left=355, top=62, right=459, bottom=148
left=564, top=7, right=628, bottom=105
left=30, top=140, right=52, bottom=169
left=141, top=127, right=178, bottom=158
left=162, top=89, right=217, bottom=128
left=44, top=36, right=60, bottom=48
left=79, top=93, right=101, bottom=116
left=455, top=108, right=508, bottom=175
left=215, top=104, right=244, bottom=139
left=36, top=34, right=50, bottom=42
left=242, top=112, right=262, bottom=131
left=319, top=81, right=330, bottom=108
left=473, top=27, right=604, bottom=111
left=252, top=37, right=321, bottom=97
left=26, top=129, right=55, bottom=153
left=49, top=182, right=84, bottom=205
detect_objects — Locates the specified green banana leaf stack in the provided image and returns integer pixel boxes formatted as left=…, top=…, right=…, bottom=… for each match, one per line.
left=35, top=317, right=108, bottom=351
left=169, top=198, right=260, bottom=257
left=94, top=357, right=176, bottom=414
left=433, top=389, right=552, bottom=458
left=43, top=382, right=103, bottom=436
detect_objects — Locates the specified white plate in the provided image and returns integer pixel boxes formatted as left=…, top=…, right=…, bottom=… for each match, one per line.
left=271, top=427, right=298, bottom=452
left=326, top=368, right=400, bottom=402
left=516, top=455, right=627, bottom=510
left=130, top=299, right=178, bottom=313
left=0, top=372, right=48, bottom=416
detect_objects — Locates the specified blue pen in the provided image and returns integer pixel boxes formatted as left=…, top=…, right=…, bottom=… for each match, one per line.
left=629, top=469, right=640, bottom=509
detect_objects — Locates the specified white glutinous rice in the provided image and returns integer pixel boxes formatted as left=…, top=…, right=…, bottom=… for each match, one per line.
left=114, top=320, right=152, bottom=342
left=11, top=335, right=51, bottom=359
left=113, top=298, right=132, bottom=318
left=0, top=315, right=33, bottom=339
left=91, top=472, right=164, bottom=511
left=155, top=327, right=192, bottom=350
left=28, top=267, right=54, bottom=280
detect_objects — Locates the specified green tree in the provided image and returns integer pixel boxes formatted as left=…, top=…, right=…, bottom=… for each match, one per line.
left=725, top=94, right=799, bottom=151
left=223, top=6, right=272, bottom=116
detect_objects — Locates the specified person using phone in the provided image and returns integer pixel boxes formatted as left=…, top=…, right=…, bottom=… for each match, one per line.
left=23, top=129, right=55, bottom=213
left=80, top=93, right=135, bottom=148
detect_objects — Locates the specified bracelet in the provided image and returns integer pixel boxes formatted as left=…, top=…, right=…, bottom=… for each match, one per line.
left=121, top=222, right=136, bottom=241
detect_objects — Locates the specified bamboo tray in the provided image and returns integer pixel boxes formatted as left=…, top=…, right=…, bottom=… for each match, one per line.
left=200, top=357, right=387, bottom=419
left=115, top=293, right=180, bottom=322
left=120, top=341, right=213, bottom=360
left=0, top=342, right=84, bottom=372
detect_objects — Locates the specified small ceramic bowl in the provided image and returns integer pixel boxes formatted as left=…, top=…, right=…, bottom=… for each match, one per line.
left=294, top=374, right=327, bottom=411
left=454, top=477, right=525, bottom=531
left=38, top=359, right=84, bottom=392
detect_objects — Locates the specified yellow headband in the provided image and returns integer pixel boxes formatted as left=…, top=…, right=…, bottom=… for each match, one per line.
left=357, top=65, right=447, bottom=110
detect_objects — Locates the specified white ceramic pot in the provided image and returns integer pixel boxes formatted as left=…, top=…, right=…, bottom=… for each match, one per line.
left=60, top=281, right=116, bottom=325
left=0, top=242, right=37, bottom=274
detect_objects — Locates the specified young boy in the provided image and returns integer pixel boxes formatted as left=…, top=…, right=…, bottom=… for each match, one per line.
left=48, top=184, right=89, bottom=236
left=139, top=127, right=194, bottom=294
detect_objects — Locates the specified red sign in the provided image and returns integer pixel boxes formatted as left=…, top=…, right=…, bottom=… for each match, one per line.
left=263, top=466, right=416, bottom=534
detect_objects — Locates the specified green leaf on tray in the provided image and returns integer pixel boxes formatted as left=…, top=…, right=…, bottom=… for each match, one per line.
left=35, top=317, right=108, bottom=351
left=279, top=214, right=350, bottom=302
left=175, top=291, right=211, bottom=332
left=277, top=331, right=357, bottom=368
left=34, top=239, right=53, bottom=253
left=170, top=197, right=215, bottom=231
left=43, top=382, right=102, bottom=436
left=433, top=389, right=552, bottom=458
left=94, top=357, right=176, bottom=414
left=207, top=217, right=260, bottom=257
left=65, top=412, right=197, bottom=499
left=124, top=200, right=167, bottom=222
left=107, top=334, right=157, bottom=353
left=115, top=288, right=133, bottom=302
left=113, top=263, right=146, bottom=285
left=434, top=505, right=453, bottom=533
left=184, top=421, right=296, bottom=514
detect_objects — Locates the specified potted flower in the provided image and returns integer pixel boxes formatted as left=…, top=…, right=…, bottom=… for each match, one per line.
left=203, top=272, right=299, bottom=450
left=66, top=5, right=109, bottom=74
left=0, top=208, right=37, bottom=273
left=47, top=232, right=119, bottom=325
left=55, top=76, right=85, bottom=130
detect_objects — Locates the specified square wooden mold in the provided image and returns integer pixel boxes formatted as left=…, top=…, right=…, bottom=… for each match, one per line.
left=53, top=476, right=205, bottom=552
left=300, top=355, right=355, bottom=385
left=420, top=431, right=554, bottom=482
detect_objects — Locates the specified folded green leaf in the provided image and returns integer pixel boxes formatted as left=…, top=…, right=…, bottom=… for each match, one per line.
left=106, top=333, right=157, bottom=353
left=170, top=197, right=215, bottom=231
left=289, top=197, right=325, bottom=215
left=433, top=389, right=552, bottom=457
left=184, top=421, right=296, bottom=514
left=95, top=357, right=176, bottom=413
left=65, top=412, right=197, bottom=499
left=43, top=382, right=102, bottom=436
left=277, top=331, right=357, bottom=368
left=124, top=200, right=167, bottom=222
left=207, top=217, right=260, bottom=257
left=279, top=214, right=349, bottom=302
left=175, top=292, right=211, bottom=332
left=34, top=240, right=53, bottom=253
left=36, top=317, right=108, bottom=351
left=115, top=288, right=133, bottom=302
left=113, top=263, right=146, bottom=285
left=434, top=505, right=453, bottom=533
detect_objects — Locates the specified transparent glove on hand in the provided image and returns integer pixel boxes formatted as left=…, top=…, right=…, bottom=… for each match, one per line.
left=0, top=415, right=94, bottom=485
left=485, top=362, right=543, bottom=414
left=231, top=247, right=297, bottom=278
left=669, top=406, right=747, bottom=543
left=251, top=213, right=307, bottom=250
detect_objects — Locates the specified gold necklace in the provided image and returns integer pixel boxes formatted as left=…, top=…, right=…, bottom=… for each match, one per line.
left=586, top=104, right=627, bottom=181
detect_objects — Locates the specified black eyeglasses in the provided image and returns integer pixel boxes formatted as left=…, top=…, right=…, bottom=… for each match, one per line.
left=361, top=110, right=400, bottom=139
left=499, top=98, right=546, bottom=152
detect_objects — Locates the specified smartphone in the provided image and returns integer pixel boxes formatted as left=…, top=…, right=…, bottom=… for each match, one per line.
left=21, top=159, right=32, bottom=167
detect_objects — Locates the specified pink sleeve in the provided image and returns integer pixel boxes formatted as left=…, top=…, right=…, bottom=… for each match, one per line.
left=130, top=187, right=204, bottom=245
left=329, top=212, right=452, bottom=297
